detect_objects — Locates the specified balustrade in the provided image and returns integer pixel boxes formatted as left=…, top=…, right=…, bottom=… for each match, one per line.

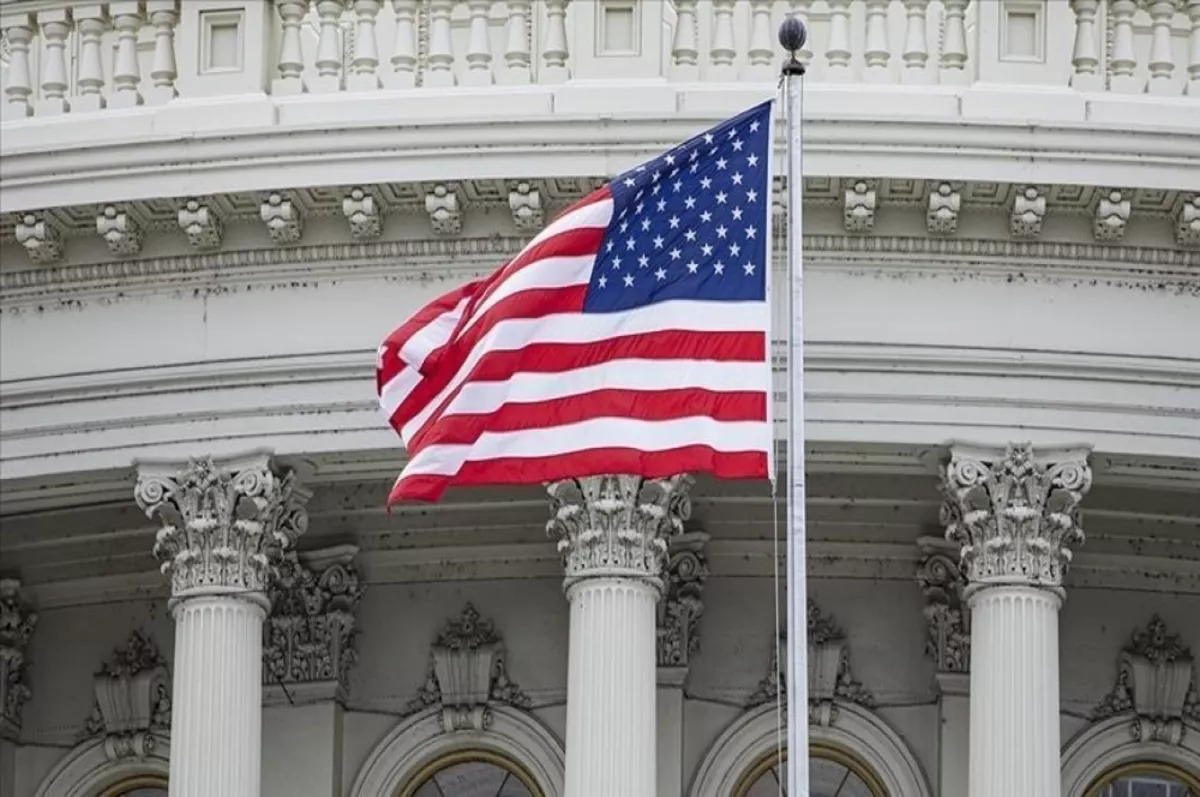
left=0, top=0, right=1197, bottom=125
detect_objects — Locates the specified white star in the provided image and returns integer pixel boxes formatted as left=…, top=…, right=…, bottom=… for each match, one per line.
left=746, top=189, right=759, bottom=203
left=716, top=225, right=729, bottom=239
left=727, top=128, right=737, bottom=139
left=670, top=167, right=680, bottom=178
left=635, top=202, right=645, bottom=215
left=701, top=177, right=713, bottom=190
left=701, top=243, right=714, bottom=257
left=743, top=262, right=755, bottom=275
left=732, top=207, right=744, bottom=221
left=624, top=177, right=636, bottom=187
left=669, top=215, right=681, bottom=229
left=747, top=154, right=759, bottom=168
left=655, top=267, right=667, bottom=281
left=732, top=139, right=744, bottom=151
left=657, top=199, right=667, bottom=212
left=716, top=158, right=728, bottom=170
left=686, top=261, right=699, bottom=274
left=606, top=240, right=615, bottom=252
left=636, top=165, right=646, bottom=172
left=626, top=237, right=636, bottom=250
left=638, top=254, right=650, bottom=268
left=700, top=210, right=713, bottom=223
left=641, top=218, right=651, bottom=231
left=612, top=255, right=622, bottom=269
left=716, top=191, right=728, bottom=204
left=620, top=220, right=629, bottom=233
left=684, top=196, right=697, bottom=209
left=652, top=183, right=662, bottom=196
left=598, top=275, right=608, bottom=288
left=673, top=180, right=683, bottom=193
left=704, top=133, right=714, bottom=145
left=669, top=247, right=682, bottom=260
left=624, top=273, right=635, bottom=287
left=665, top=154, right=676, bottom=166
left=731, top=172, right=744, bottom=185
left=653, top=234, right=665, bottom=248
left=690, top=162, right=700, bottom=174
left=690, top=150, right=700, bottom=162
left=714, top=261, right=726, bottom=275
left=746, top=225, right=757, bottom=239
left=684, top=229, right=698, bottom=242
left=750, top=120, right=761, bottom=132
left=729, top=243, right=741, bottom=257
left=652, top=170, right=662, bottom=183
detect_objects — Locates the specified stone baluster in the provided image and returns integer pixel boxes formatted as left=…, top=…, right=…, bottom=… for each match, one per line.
left=743, top=0, right=775, bottom=81
left=463, top=0, right=494, bottom=86
left=825, top=0, right=854, bottom=79
left=709, top=0, right=737, bottom=80
left=1145, top=0, right=1179, bottom=95
left=542, top=0, right=570, bottom=83
left=386, top=0, right=418, bottom=88
left=548, top=475, right=692, bottom=797
left=1069, top=0, right=1103, bottom=91
left=502, top=0, right=532, bottom=84
left=426, top=0, right=457, bottom=87
left=901, top=0, right=931, bottom=83
left=788, top=0, right=815, bottom=66
left=1188, top=0, right=1200, bottom=96
left=109, top=2, right=145, bottom=108
left=274, top=0, right=310, bottom=95
left=1109, top=0, right=1140, bottom=93
left=942, top=444, right=1092, bottom=797
left=312, top=0, right=348, bottom=93
left=347, top=0, right=383, bottom=90
left=938, top=0, right=970, bottom=85
left=34, top=8, right=72, bottom=115
left=135, top=454, right=309, bottom=797
left=74, top=6, right=109, bottom=112
left=1, top=13, right=35, bottom=120
left=146, top=0, right=179, bottom=105
left=671, top=0, right=700, bottom=80
left=863, top=0, right=892, bottom=82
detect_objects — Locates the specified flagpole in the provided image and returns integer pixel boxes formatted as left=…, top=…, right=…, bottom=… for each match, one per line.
left=779, top=16, right=809, bottom=797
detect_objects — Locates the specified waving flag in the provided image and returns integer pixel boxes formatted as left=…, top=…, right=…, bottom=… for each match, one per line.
left=377, top=101, right=775, bottom=503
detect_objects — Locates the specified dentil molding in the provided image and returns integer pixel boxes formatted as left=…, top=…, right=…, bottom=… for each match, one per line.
left=0, top=578, right=37, bottom=740
left=78, top=630, right=172, bottom=763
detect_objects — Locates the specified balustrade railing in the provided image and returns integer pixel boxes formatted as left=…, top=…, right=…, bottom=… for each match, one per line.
left=0, top=0, right=1197, bottom=124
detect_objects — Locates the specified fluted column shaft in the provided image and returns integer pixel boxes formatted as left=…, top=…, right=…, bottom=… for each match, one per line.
left=136, top=453, right=308, bottom=797
left=941, top=444, right=1091, bottom=797
left=547, top=474, right=692, bottom=797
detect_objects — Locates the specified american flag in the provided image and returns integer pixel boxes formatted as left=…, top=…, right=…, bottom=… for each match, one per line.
left=377, top=101, right=775, bottom=503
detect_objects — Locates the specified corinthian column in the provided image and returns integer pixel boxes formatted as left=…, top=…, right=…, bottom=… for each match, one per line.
left=546, top=474, right=692, bottom=797
left=135, top=453, right=309, bottom=797
left=940, top=443, right=1091, bottom=797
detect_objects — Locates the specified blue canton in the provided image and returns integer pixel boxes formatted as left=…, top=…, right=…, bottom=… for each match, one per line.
left=584, top=101, right=773, bottom=313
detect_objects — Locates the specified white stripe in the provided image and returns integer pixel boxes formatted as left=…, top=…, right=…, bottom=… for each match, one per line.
left=525, top=197, right=613, bottom=251
left=402, top=417, right=770, bottom=477
left=470, top=254, right=595, bottom=324
left=441, top=358, right=762, bottom=418
left=379, top=366, right=422, bottom=419
left=399, top=295, right=469, bottom=370
left=401, top=299, right=768, bottom=442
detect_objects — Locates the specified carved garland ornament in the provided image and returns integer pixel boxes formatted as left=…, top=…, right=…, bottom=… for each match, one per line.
left=79, top=630, right=172, bottom=763
left=546, top=474, right=693, bottom=590
left=0, top=579, right=37, bottom=739
left=917, top=548, right=970, bottom=673
left=940, top=443, right=1092, bottom=590
left=657, top=531, right=710, bottom=668
left=134, top=455, right=310, bottom=600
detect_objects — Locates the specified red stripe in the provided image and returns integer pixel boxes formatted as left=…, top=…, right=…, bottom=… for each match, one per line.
left=376, top=281, right=478, bottom=389
left=411, top=389, right=766, bottom=449
left=390, top=446, right=768, bottom=503
left=466, top=225, right=605, bottom=320
left=396, top=330, right=765, bottom=449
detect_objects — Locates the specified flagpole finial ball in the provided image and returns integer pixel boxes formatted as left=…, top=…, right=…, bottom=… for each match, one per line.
left=778, top=16, right=807, bottom=53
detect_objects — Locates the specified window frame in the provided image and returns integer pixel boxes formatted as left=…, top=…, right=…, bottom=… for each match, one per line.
left=1084, top=761, right=1200, bottom=797
left=732, top=742, right=888, bottom=797
left=400, top=748, right=544, bottom=797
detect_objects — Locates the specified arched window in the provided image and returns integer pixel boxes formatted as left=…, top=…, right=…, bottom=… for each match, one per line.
left=733, top=745, right=886, bottom=797
left=401, top=750, right=542, bottom=797
left=96, top=776, right=169, bottom=797
left=1085, top=762, right=1199, bottom=797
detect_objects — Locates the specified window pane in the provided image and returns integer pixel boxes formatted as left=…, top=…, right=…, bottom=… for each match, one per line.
left=741, top=754, right=882, bottom=797
left=410, top=760, right=534, bottom=797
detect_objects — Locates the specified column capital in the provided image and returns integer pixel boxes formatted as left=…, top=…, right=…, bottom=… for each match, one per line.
left=0, top=579, right=37, bottom=740
left=546, top=474, right=692, bottom=591
left=940, top=443, right=1092, bottom=593
left=134, top=451, right=310, bottom=605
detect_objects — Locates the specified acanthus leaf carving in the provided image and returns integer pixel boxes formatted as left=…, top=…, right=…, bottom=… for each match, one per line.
left=425, top=183, right=462, bottom=235
left=96, top=205, right=144, bottom=256
left=1094, top=188, right=1131, bottom=242
left=1093, top=615, right=1198, bottom=745
left=343, top=187, right=382, bottom=239
left=177, top=199, right=224, bottom=250
left=843, top=179, right=877, bottom=233
left=79, top=629, right=172, bottom=763
left=546, top=474, right=693, bottom=590
left=940, top=443, right=1092, bottom=590
left=508, top=181, right=543, bottom=232
left=264, top=545, right=363, bottom=698
left=0, top=579, right=37, bottom=740
left=926, top=181, right=961, bottom=235
left=656, top=530, right=710, bottom=668
left=1011, top=186, right=1047, bottom=239
left=917, top=542, right=970, bottom=673
left=15, top=212, right=64, bottom=263
left=134, top=453, right=310, bottom=600
left=403, top=604, right=531, bottom=733
left=261, top=191, right=305, bottom=244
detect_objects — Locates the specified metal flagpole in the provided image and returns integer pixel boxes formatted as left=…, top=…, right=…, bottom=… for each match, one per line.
left=779, top=16, right=809, bottom=797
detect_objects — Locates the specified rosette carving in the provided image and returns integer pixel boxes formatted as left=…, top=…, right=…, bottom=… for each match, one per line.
left=546, top=474, right=693, bottom=590
left=0, top=579, right=37, bottom=739
left=657, top=531, right=710, bottom=668
left=134, top=453, right=310, bottom=600
left=940, top=444, right=1092, bottom=590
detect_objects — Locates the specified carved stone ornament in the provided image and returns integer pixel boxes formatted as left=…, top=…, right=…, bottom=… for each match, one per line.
left=843, top=180, right=877, bottom=233
left=79, top=630, right=172, bottom=762
left=177, top=198, right=224, bottom=250
left=1010, top=186, right=1046, bottom=239
left=425, top=183, right=462, bottom=235
left=96, top=204, right=144, bottom=256
left=927, top=181, right=961, bottom=235
left=343, top=187, right=382, bottom=239
left=134, top=453, right=310, bottom=602
left=546, top=474, right=693, bottom=591
left=1093, top=616, right=1200, bottom=745
left=657, top=530, right=710, bottom=668
left=940, top=443, right=1092, bottom=591
left=1094, top=188, right=1131, bottom=242
left=747, top=601, right=874, bottom=727
left=917, top=545, right=970, bottom=673
left=0, top=579, right=38, bottom=740
left=261, top=191, right=305, bottom=244
left=15, top=211, right=64, bottom=263
left=403, top=604, right=531, bottom=733
left=508, top=181, right=544, bottom=232
left=264, top=546, right=363, bottom=699
left=1177, top=193, right=1200, bottom=248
